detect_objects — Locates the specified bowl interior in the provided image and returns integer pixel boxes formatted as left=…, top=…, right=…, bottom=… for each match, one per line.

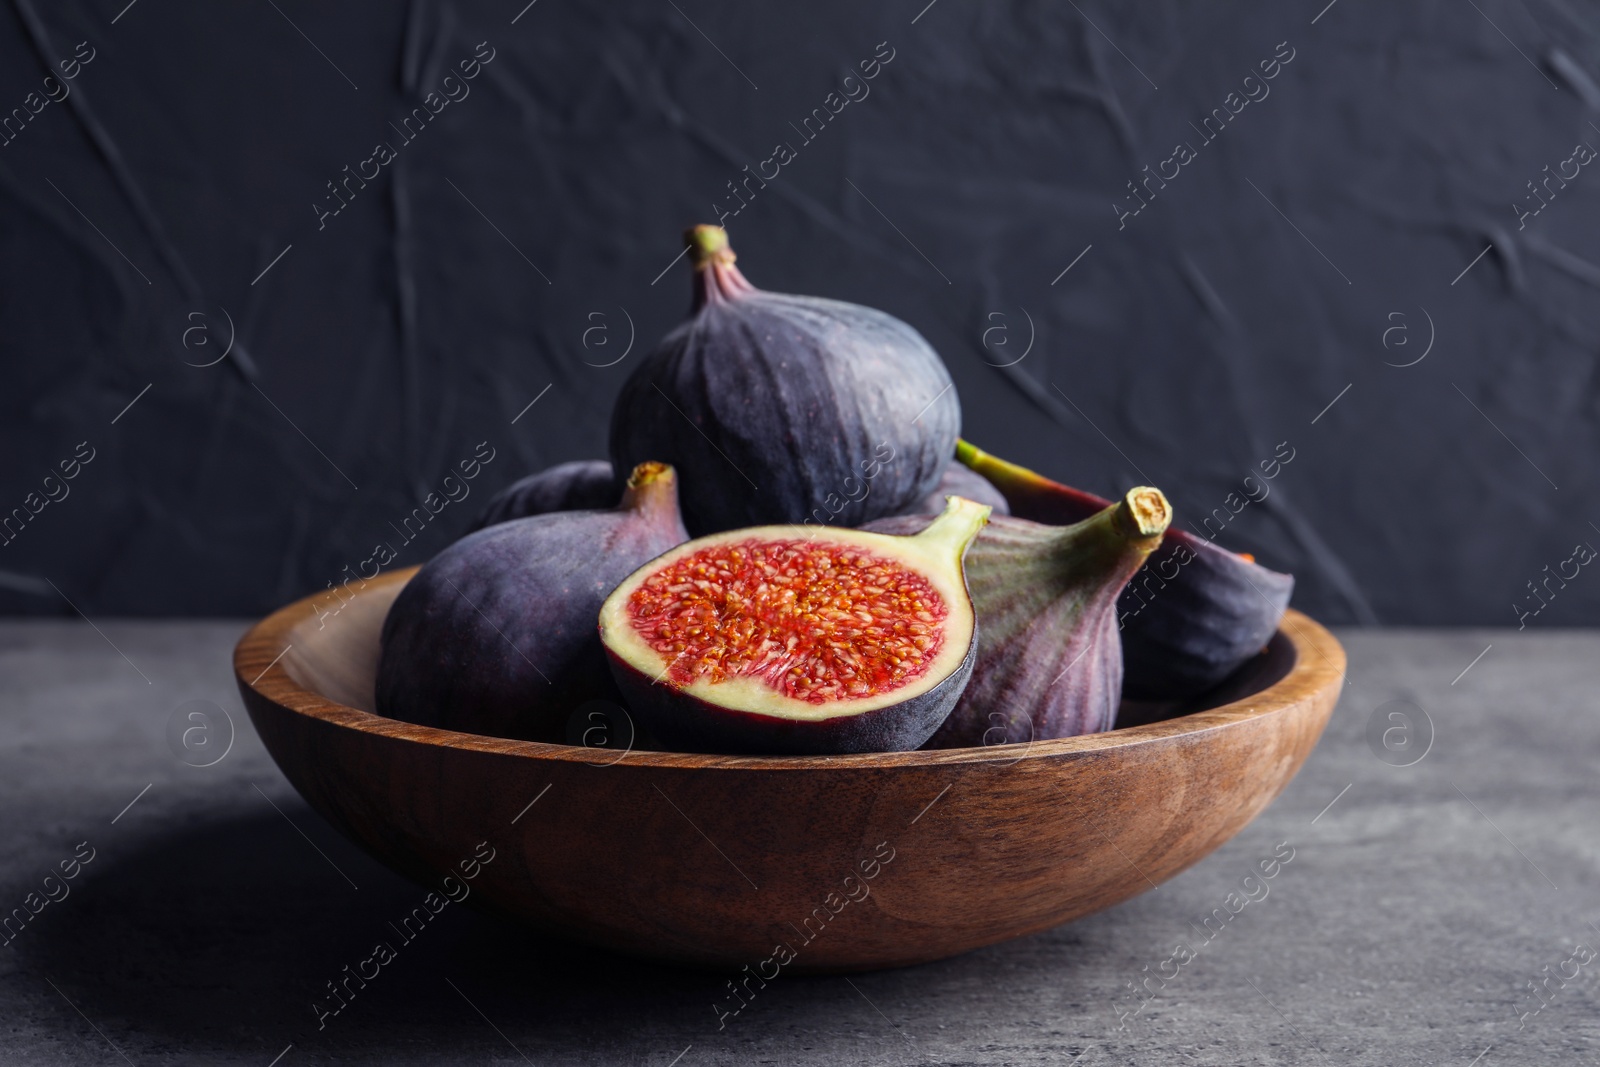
left=285, top=581, right=395, bottom=714
left=275, top=569, right=1297, bottom=748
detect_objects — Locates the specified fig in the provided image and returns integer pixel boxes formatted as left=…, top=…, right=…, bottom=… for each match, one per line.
left=609, top=225, right=960, bottom=536
left=869, top=488, right=1170, bottom=746
left=954, top=441, right=1293, bottom=700
left=468, top=459, right=615, bottom=532
left=376, top=462, right=689, bottom=741
left=909, top=460, right=1009, bottom=517
left=597, top=496, right=991, bottom=755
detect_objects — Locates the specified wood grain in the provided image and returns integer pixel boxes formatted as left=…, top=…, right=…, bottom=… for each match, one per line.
left=234, top=566, right=1344, bottom=972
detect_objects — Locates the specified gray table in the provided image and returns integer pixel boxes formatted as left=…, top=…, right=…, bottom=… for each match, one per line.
left=2, top=622, right=1595, bottom=1065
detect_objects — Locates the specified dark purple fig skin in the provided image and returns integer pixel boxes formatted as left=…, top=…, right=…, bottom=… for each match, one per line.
left=1117, top=536, right=1291, bottom=700
left=909, top=461, right=1009, bottom=517
left=955, top=441, right=1293, bottom=701
left=605, top=639, right=977, bottom=756
left=869, top=489, right=1168, bottom=747
left=609, top=225, right=960, bottom=537
left=376, top=463, right=688, bottom=742
left=468, top=459, right=616, bottom=533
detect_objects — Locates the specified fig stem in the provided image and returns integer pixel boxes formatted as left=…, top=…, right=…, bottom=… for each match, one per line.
left=952, top=437, right=1116, bottom=527
left=910, top=495, right=992, bottom=558
left=1117, top=487, right=1172, bottom=540
left=954, top=438, right=1043, bottom=496
left=686, top=225, right=735, bottom=268
left=1033, top=494, right=1167, bottom=601
left=685, top=224, right=754, bottom=308
left=619, top=461, right=679, bottom=517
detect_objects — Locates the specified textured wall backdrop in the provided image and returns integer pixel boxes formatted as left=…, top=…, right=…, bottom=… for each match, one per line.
left=1, top=0, right=1595, bottom=626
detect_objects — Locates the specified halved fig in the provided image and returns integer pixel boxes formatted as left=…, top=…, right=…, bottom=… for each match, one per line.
left=954, top=440, right=1293, bottom=700
left=598, top=496, right=991, bottom=755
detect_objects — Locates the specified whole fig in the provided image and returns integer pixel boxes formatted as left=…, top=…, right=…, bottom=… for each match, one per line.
left=609, top=225, right=960, bottom=536
left=377, top=462, right=689, bottom=741
left=909, top=460, right=1009, bottom=517
left=468, top=459, right=615, bottom=532
left=954, top=441, right=1293, bottom=700
left=869, top=487, right=1170, bottom=746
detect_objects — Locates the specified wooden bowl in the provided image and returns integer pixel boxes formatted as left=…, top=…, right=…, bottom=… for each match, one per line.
left=234, top=567, right=1343, bottom=973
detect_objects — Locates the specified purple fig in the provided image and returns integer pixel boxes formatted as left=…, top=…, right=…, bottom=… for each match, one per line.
left=377, top=462, right=689, bottom=741
left=909, top=460, right=1010, bottom=516
left=598, top=496, right=991, bottom=755
left=609, top=225, right=960, bottom=536
left=469, top=459, right=616, bottom=532
left=869, top=488, right=1170, bottom=746
left=955, top=441, right=1293, bottom=700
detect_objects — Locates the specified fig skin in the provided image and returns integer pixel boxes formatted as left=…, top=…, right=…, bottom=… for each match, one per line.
left=468, top=459, right=615, bottom=533
left=908, top=461, right=1009, bottom=517
left=869, top=488, right=1170, bottom=747
left=376, top=462, right=689, bottom=742
left=598, top=496, right=991, bottom=755
left=609, top=225, right=960, bottom=537
left=955, top=441, right=1293, bottom=701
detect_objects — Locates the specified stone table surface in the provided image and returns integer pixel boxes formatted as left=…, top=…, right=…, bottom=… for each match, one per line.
left=1, top=621, right=1597, bottom=1066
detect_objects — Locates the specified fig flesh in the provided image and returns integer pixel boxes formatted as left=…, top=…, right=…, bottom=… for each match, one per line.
left=609, top=225, right=960, bottom=536
left=869, top=488, right=1170, bottom=746
left=954, top=441, right=1293, bottom=700
left=468, top=459, right=616, bottom=532
left=598, top=496, right=991, bottom=755
left=377, top=462, right=689, bottom=741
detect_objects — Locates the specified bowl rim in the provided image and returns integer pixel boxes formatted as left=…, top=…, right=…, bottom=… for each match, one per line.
left=234, top=567, right=1346, bottom=771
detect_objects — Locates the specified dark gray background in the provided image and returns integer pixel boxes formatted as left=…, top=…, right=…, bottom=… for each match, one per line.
left=1, top=0, right=1594, bottom=626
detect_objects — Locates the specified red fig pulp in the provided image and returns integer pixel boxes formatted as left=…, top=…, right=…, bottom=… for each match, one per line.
left=377, top=462, right=689, bottom=741
left=954, top=441, right=1293, bottom=701
left=609, top=225, right=960, bottom=536
left=869, top=488, right=1170, bottom=746
left=598, top=496, right=991, bottom=754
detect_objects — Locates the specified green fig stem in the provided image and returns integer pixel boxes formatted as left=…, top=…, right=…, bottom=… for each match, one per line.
left=1038, top=489, right=1167, bottom=585
left=909, top=495, right=992, bottom=559
left=619, top=461, right=679, bottom=518
left=686, top=224, right=755, bottom=308
left=954, top=438, right=1109, bottom=524
left=686, top=225, right=735, bottom=269
left=955, top=439, right=1052, bottom=497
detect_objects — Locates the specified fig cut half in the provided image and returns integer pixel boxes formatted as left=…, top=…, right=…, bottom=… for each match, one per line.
left=598, top=496, right=991, bottom=755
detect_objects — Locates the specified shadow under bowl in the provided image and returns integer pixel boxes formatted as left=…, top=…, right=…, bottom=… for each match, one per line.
left=234, top=567, right=1343, bottom=973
